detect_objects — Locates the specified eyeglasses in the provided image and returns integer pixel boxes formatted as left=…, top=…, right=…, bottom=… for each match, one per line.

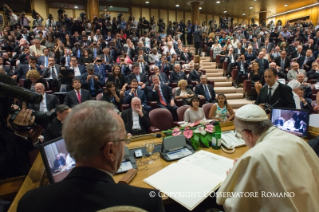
left=99, top=135, right=131, bottom=150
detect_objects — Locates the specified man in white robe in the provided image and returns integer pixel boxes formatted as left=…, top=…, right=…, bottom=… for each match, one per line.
left=217, top=104, right=319, bottom=211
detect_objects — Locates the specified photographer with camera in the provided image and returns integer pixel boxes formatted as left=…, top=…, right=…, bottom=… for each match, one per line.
left=157, top=18, right=165, bottom=34
left=0, top=74, right=44, bottom=179
left=3, top=4, right=18, bottom=27
left=45, top=14, right=56, bottom=30
left=92, top=14, right=102, bottom=33
left=17, top=11, right=31, bottom=30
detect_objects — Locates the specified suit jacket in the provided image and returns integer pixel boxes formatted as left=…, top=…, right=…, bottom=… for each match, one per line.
left=225, top=53, right=238, bottom=64
left=64, top=89, right=92, bottom=108
left=1, top=65, right=14, bottom=76
left=150, top=73, right=170, bottom=85
left=121, top=108, right=150, bottom=135
left=169, top=71, right=187, bottom=83
left=297, top=56, right=315, bottom=72
left=234, top=47, right=245, bottom=55
left=72, top=48, right=84, bottom=59
left=81, top=73, right=104, bottom=91
left=100, top=54, right=114, bottom=65
left=255, top=58, right=269, bottom=73
left=59, top=55, right=71, bottom=67
left=303, top=44, right=318, bottom=53
left=291, top=51, right=305, bottom=59
left=234, top=61, right=249, bottom=73
left=89, top=47, right=102, bottom=58
left=70, top=65, right=87, bottom=76
left=275, top=57, right=291, bottom=70
left=180, top=52, right=192, bottom=62
left=128, top=73, right=149, bottom=85
left=94, top=64, right=108, bottom=82
left=18, top=54, right=32, bottom=64
left=194, top=83, right=216, bottom=103
left=37, top=55, right=50, bottom=67
left=262, top=43, right=274, bottom=53
left=42, top=65, right=61, bottom=79
left=287, top=69, right=307, bottom=81
left=255, top=83, right=296, bottom=108
left=148, top=53, right=162, bottom=64
left=136, top=62, right=150, bottom=75
left=43, top=118, right=62, bottom=142
left=23, top=78, right=48, bottom=91
left=17, top=167, right=164, bottom=212
left=106, top=74, right=127, bottom=90
left=157, top=62, right=170, bottom=73
left=193, top=29, right=202, bottom=43
left=188, top=70, right=203, bottom=83
left=28, top=93, right=59, bottom=112
left=148, top=84, right=174, bottom=105
left=123, top=89, right=148, bottom=106
left=79, top=40, right=92, bottom=48
left=15, top=64, right=41, bottom=79
left=307, top=69, right=319, bottom=81
left=123, top=46, right=136, bottom=59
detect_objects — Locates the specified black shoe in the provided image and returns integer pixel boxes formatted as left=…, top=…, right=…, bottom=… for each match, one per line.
left=227, top=75, right=230, bottom=79
left=235, top=84, right=238, bottom=88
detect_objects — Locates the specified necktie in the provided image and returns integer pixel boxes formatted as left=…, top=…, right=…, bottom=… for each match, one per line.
left=255, top=42, right=258, bottom=49
left=94, top=48, right=97, bottom=58
left=281, top=60, right=285, bottom=69
left=134, top=91, right=137, bottom=97
left=157, top=87, right=167, bottom=106
left=90, top=76, right=95, bottom=95
left=268, top=87, right=272, bottom=101
left=304, top=57, right=308, bottom=65
left=77, top=49, right=80, bottom=58
left=45, top=56, right=48, bottom=67
left=65, top=56, right=69, bottom=66
left=204, top=85, right=211, bottom=100
left=121, top=65, right=125, bottom=75
left=76, top=90, right=81, bottom=103
left=51, top=66, right=57, bottom=79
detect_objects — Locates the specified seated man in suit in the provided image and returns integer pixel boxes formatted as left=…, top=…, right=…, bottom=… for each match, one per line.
left=128, top=63, right=149, bottom=89
left=42, top=56, right=61, bottom=89
left=307, top=62, right=319, bottom=81
left=254, top=51, right=269, bottom=74
left=275, top=51, right=291, bottom=79
left=93, top=56, right=108, bottom=83
left=28, top=83, right=59, bottom=112
left=37, top=48, right=51, bottom=69
left=69, top=56, right=86, bottom=79
left=170, top=64, right=187, bottom=84
left=287, top=62, right=307, bottom=81
left=226, top=48, right=238, bottom=78
left=60, top=48, right=72, bottom=68
left=52, top=154, right=66, bottom=172
left=0, top=57, right=15, bottom=79
left=234, top=42, right=245, bottom=55
left=43, top=104, right=71, bottom=142
left=81, top=64, right=104, bottom=97
left=148, top=75, right=178, bottom=121
left=16, top=56, right=41, bottom=79
left=234, top=55, right=249, bottom=88
left=157, top=55, right=170, bottom=75
left=17, top=47, right=33, bottom=65
left=255, top=68, right=296, bottom=109
left=291, top=45, right=304, bottom=61
left=123, top=79, right=151, bottom=112
left=64, top=79, right=92, bottom=107
left=136, top=55, right=150, bottom=76
left=148, top=48, right=162, bottom=67
left=297, top=73, right=313, bottom=99
left=150, top=66, right=170, bottom=86
left=297, top=49, right=315, bottom=72
left=180, top=47, right=192, bottom=63
left=18, top=101, right=165, bottom=212
left=297, top=88, right=313, bottom=112
left=195, top=75, right=217, bottom=103
left=121, top=97, right=151, bottom=135
left=100, top=47, right=114, bottom=72
left=188, top=63, right=202, bottom=84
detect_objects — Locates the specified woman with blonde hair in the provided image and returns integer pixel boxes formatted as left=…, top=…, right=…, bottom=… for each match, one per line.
left=23, top=70, right=48, bottom=91
left=182, top=55, right=202, bottom=70
left=174, top=79, right=195, bottom=105
left=250, top=62, right=263, bottom=95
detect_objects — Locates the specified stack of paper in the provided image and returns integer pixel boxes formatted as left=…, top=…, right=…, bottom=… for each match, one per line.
left=143, top=150, right=233, bottom=211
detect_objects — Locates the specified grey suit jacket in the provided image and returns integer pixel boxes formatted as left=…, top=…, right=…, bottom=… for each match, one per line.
left=42, top=65, right=61, bottom=79
left=28, top=93, right=59, bottom=112
left=99, top=54, right=114, bottom=65
left=193, top=30, right=202, bottom=43
left=148, top=54, right=162, bottom=63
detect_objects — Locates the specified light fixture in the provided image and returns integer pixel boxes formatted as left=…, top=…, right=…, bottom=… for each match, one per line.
left=145, top=1, right=149, bottom=4
left=267, top=2, right=319, bottom=18
left=110, top=6, right=113, bottom=8
left=224, top=11, right=227, bottom=13
left=284, top=4, right=288, bottom=6
left=216, top=1, right=220, bottom=3
left=176, top=4, right=179, bottom=7
left=199, top=7, right=202, bottom=10
left=74, top=6, right=78, bottom=9
left=242, top=13, right=246, bottom=15
left=249, top=7, right=253, bottom=9
left=254, top=0, right=257, bottom=1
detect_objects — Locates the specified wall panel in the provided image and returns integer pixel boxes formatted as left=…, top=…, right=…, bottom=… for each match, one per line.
left=160, top=10, right=168, bottom=27
left=185, top=12, right=191, bottom=23
left=200, top=14, right=206, bottom=24
left=142, top=8, right=150, bottom=20
left=169, top=10, right=176, bottom=22
left=131, top=7, right=140, bottom=20
left=177, top=11, right=184, bottom=22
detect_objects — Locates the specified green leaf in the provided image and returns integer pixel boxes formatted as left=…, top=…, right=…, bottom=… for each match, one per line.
left=193, top=133, right=200, bottom=142
left=205, top=133, right=212, bottom=142
left=200, top=135, right=209, bottom=148
left=190, top=136, right=200, bottom=150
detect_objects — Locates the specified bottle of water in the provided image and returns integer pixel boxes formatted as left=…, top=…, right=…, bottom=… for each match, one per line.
left=212, top=121, right=222, bottom=150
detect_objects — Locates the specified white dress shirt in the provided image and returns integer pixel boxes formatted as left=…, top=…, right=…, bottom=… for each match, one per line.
left=40, top=93, right=48, bottom=112
left=268, top=81, right=279, bottom=96
left=73, top=66, right=81, bottom=77
left=132, top=110, right=141, bottom=130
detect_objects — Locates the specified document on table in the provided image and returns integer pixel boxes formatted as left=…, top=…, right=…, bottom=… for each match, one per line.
left=143, top=150, right=234, bottom=211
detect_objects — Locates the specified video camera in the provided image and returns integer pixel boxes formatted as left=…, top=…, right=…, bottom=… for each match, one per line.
left=2, top=4, right=12, bottom=19
left=0, top=81, right=55, bottom=130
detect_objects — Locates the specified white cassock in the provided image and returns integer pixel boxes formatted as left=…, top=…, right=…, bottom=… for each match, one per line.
left=217, top=126, right=319, bottom=211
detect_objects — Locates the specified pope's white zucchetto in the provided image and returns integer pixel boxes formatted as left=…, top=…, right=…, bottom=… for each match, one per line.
left=235, top=104, right=268, bottom=121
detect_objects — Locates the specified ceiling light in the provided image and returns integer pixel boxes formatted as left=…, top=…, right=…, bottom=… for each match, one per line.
left=242, top=13, right=246, bottom=15
left=249, top=7, right=253, bottom=9
left=284, top=4, right=288, bottom=6
left=145, top=1, right=149, bottom=4
left=176, top=4, right=179, bottom=7
left=224, top=11, right=227, bottom=13
left=199, top=7, right=202, bottom=10
left=216, top=1, right=220, bottom=3
left=110, top=6, right=113, bottom=8
left=74, top=6, right=78, bottom=8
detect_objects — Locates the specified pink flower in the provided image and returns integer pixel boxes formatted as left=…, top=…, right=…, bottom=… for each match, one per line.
left=205, top=125, right=214, bottom=133
left=189, top=120, right=201, bottom=127
left=172, top=128, right=182, bottom=136
left=183, top=127, right=193, bottom=139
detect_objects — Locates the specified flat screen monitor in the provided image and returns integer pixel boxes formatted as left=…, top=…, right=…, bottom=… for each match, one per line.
left=271, top=108, right=310, bottom=138
left=39, top=137, right=75, bottom=183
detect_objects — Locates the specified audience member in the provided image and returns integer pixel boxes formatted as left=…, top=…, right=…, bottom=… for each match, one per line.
left=183, top=96, right=205, bottom=123
left=287, top=80, right=302, bottom=109
left=250, top=62, right=264, bottom=95
left=81, top=64, right=104, bottom=97
left=23, top=70, right=48, bottom=91
left=123, top=79, right=151, bottom=112
left=287, top=62, right=307, bottom=81
left=297, top=88, right=313, bottom=111
left=102, top=81, right=122, bottom=113
left=64, top=79, right=92, bottom=107
left=208, top=93, right=235, bottom=122
left=174, top=79, right=195, bottom=105
left=28, top=83, right=59, bottom=112
left=195, top=75, right=216, bottom=103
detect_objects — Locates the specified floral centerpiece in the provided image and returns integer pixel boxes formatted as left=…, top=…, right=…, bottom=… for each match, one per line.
left=162, top=119, right=215, bottom=150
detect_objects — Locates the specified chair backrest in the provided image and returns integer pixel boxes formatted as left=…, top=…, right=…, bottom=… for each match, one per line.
left=202, top=103, right=214, bottom=119
left=177, top=105, right=190, bottom=121
left=149, top=108, right=173, bottom=131
left=96, top=93, right=103, bottom=100
left=172, top=87, right=179, bottom=96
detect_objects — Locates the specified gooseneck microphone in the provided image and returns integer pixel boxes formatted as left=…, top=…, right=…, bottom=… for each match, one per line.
left=131, top=133, right=162, bottom=140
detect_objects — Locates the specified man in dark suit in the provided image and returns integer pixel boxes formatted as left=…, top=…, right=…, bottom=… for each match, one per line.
left=64, top=79, right=92, bottom=107
left=170, top=64, right=187, bottom=84
left=150, top=66, right=170, bottom=86
left=42, top=57, right=61, bottom=88
left=193, top=26, right=202, bottom=55
left=123, top=79, right=151, bottom=112
left=275, top=51, right=291, bottom=79
left=53, top=154, right=66, bottom=171
left=148, top=75, right=178, bottom=121
left=255, top=52, right=269, bottom=74
left=128, top=63, right=149, bottom=89
left=303, top=39, right=317, bottom=53
left=134, top=49, right=148, bottom=63
left=234, top=55, right=249, bottom=88
left=225, top=48, right=238, bottom=78
left=59, top=48, right=72, bottom=68
left=180, top=47, right=192, bottom=63
left=79, top=35, right=92, bottom=48
left=89, top=42, right=102, bottom=59
left=121, top=97, right=151, bottom=135
left=93, top=56, right=108, bottom=82
left=136, top=55, right=150, bottom=76
left=100, top=48, right=114, bottom=72
left=195, top=75, right=216, bottom=103
left=15, top=56, right=41, bottom=79
left=297, top=73, right=313, bottom=99
left=234, top=43, right=245, bottom=55
left=0, top=57, right=14, bottom=77
left=81, top=64, right=104, bottom=97
left=72, top=43, right=84, bottom=62
left=255, top=68, right=296, bottom=109
left=43, top=105, right=71, bottom=142
left=262, top=39, right=274, bottom=54
left=157, top=56, right=170, bottom=75
left=123, top=42, right=136, bottom=60
left=28, top=83, right=59, bottom=112
left=291, top=46, right=305, bottom=60
left=37, top=48, right=50, bottom=69
left=188, top=63, right=203, bottom=84
left=297, top=49, right=315, bottom=72
left=69, top=56, right=87, bottom=79
left=18, top=101, right=165, bottom=212
left=307, top=62, right=319, bottom=81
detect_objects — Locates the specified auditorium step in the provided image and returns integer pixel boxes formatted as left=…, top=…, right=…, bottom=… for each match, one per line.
left=214, top=87, right=243, bottom=94
left=227, top=99, right=254, bottom=109
left=214, top=82, right=232, bottom=87
left=207, top=76, right=230, bottom=82
left=223, top=93, right=244, bottom=99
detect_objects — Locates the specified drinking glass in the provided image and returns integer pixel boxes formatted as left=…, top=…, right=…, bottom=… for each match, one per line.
left=145, top=140, right=155, bottom=163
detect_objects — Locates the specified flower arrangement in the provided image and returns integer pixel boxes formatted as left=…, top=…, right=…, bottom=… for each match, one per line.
left=162, top=119, right=215, bottom=150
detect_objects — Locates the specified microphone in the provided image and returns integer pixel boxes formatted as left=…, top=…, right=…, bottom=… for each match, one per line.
left=264, top=98, right=281, bottom=114
left=130, top=133, right=162, bottom=140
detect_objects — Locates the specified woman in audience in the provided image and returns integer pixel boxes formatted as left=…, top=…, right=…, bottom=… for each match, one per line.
left=211, top=42, right=222, bottom=61
left=175, top=80, right=195, bottom=105
left=312, top=92, right=319, bottom=113
left=287, top=80, right=301, bottom=109
left=182, top=55, right=201, bottom=70
left=184, top=97, right=205, bottom=123
left=119, top=30, right=127, bottom=41
left=225, top=39, right=233, bottom=50
left=231, top=36, right=239, bottom=49
left=23, top=70, right=48, bottom=91
left=88, top=31, right=95, bottom=42
left=280, top=41, right=289, bottom=54
left=63, top=34, right=73, bottom=49
left=80, top=49, right=93, bottom=65
left=106, top=65, right=127, bottom=98
left=116, top=51, right=133, bottom=64
left=208, top=93, right=235, bottom=122
left=102, top=81, right=122, bottom=113
left=45, top=34, right=56, bottom=49
left=250, top=62, right=264, bottom=95
left=245, top=46, right=257, bottom=65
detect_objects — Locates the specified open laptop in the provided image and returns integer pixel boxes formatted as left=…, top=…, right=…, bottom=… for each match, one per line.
left=271, top=108, right=310, bottom=138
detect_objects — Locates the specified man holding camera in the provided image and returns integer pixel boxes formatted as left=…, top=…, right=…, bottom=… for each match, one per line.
left=17, top=12, right=31, bottom=30
left=123, top=79, right=151, bottom=112
left=234, top=55, right=249, bottom=88
left=81, top=64, right=104, bottom=97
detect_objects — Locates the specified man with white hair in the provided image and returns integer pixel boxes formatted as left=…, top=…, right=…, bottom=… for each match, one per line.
left=18, top=101, right=165, bottom=211
left=217, top=104, right=319, bottom=211
left=163, top=42, right=176, bottom=56
left=287, top=62, right=307, bottom=81
left=28, top=83, right=59, bottom=112
left=29, top=39, right=46, bottom=57
left=169, top=64, right=187, bottom=83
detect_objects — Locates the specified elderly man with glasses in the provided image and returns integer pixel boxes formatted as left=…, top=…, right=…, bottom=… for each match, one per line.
left=287, top=62, right=307, bottom=81
left=18, top=101, right=165, bottom=212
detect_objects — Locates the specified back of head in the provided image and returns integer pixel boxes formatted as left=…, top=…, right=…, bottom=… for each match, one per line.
left=62, top=101, right=118, bottom=163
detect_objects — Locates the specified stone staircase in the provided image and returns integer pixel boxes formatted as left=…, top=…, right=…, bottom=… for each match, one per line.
left=187, top=46, right=253, bottom=109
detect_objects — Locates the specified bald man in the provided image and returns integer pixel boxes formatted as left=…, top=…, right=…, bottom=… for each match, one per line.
left=28, top=83, right=59, bottom=112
